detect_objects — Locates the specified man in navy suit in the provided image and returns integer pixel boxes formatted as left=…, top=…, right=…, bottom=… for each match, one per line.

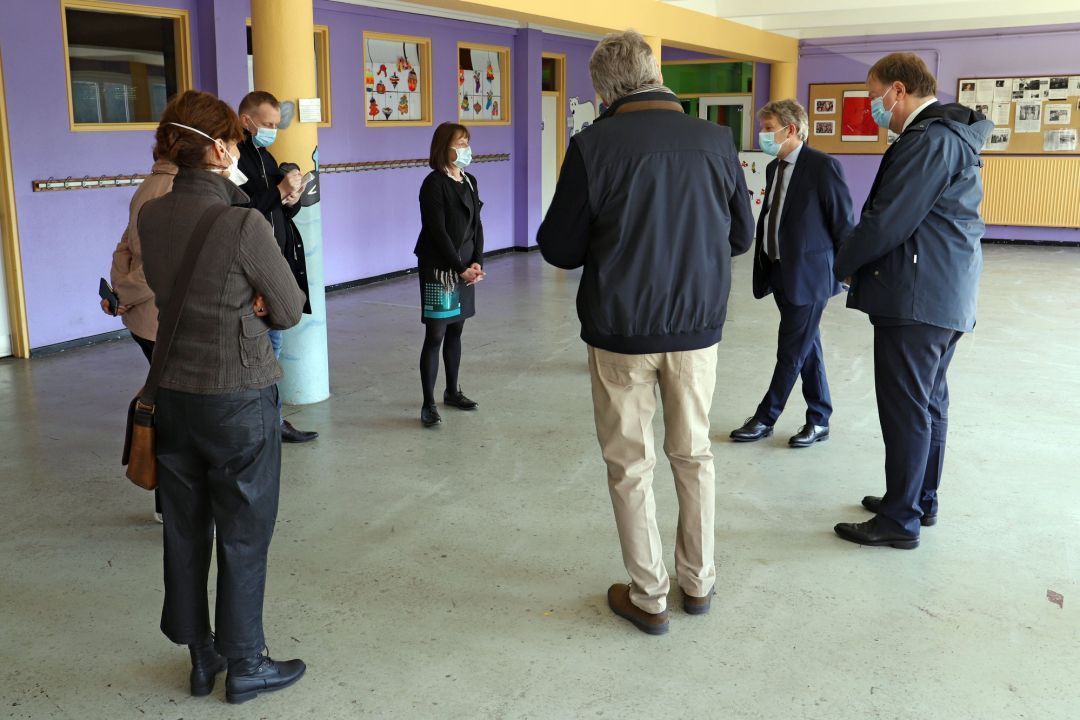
left=731, top=99, right=853, bottom=447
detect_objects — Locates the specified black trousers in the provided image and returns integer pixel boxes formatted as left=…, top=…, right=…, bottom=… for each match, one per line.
left=155, top=385, right=281, bottom=658
left=755, top=262, right=832, bottom=427
left=873, top=323, right=962, bottom=536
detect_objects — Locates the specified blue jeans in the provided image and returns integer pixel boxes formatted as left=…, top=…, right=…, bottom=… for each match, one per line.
left=268, top=329, right=284, bottom=422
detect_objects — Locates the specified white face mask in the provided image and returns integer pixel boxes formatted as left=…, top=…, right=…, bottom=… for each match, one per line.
left=168, top=122, right=248, bottom=186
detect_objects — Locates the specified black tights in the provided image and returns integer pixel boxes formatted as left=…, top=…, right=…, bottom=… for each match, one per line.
left=420, top=321, right=464, bottom=405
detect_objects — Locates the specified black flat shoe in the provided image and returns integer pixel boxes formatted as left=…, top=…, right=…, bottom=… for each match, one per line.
left=834, top=518, right=919, bottom=549
left=281, top=419, right=318, bottom=443
left=188, top=641, right=227, bottom=697
left=443, top=387, right=478, bottom=410
left=789, top=424, right=829, bottom=447
left=862, top=495, right=937, bottom=526
left=730, top=417, right=773, bottom=442
left=421, top=403, right=442, bottom=427
left=225, top=653, right=306, bottom=705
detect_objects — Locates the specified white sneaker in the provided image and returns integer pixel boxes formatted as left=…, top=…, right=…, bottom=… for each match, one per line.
left=153, top=512, right=164, bottom=524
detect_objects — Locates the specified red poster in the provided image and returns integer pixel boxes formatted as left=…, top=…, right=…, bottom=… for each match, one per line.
left=842, top=90, right=880, bottom=142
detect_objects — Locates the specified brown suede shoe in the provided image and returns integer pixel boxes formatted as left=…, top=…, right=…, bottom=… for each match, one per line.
left=607, top=583, right=669, bottom=635
left=682, top=589, right=713, bottom=615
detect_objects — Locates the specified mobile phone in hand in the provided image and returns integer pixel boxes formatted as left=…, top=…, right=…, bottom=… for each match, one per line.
left=99, top=277, right=119, bottom=315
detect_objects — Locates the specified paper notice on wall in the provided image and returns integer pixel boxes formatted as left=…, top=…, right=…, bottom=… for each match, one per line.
left=1046, top=104, right=1072, bottom=125
left=1043, top=128, right=1078, bottom=152
left=1015, top=102, right=1042, bottom=132
left=298, top=98, right=322, bottom=123
left=976, top=79, right=997, bottom=102
left=991, top=102, right=1011, bottom=126
left=993, top=78, right=1011, bottom=101
left=1048, top=77, right=1070, bottom=100
left=1069, top=76, right=1080, bottom=97
left=1012, top=79, right=1027, bottom=100
left=983, top=128, right=1011, bottom=152
left=959, top=80, right=977, bottom=106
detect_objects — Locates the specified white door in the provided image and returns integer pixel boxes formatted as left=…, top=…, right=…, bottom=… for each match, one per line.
left=699, top=96, right=754, bottom=152
left=541, top=94, right=557, bottom=217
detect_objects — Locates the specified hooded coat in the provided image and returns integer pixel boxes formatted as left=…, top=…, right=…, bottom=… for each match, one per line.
left=834, top=102, right=994, bottom=332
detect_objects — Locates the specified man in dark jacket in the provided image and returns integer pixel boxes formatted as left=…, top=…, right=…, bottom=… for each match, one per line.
left=537, top=31, right=753, bottom=636
left=237, top=90, right=317, bottom=444
left=730, top=98, right=853, bottom=448
left=833, top=53, right=992, bottom=549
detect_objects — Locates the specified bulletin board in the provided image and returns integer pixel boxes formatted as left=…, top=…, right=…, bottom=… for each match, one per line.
left=957, top=75, right=1080, bottom=155
left=806, top=82, right=889, bottom=155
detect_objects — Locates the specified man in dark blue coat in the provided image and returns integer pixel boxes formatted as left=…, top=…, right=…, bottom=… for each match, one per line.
left=833, top=52, right=992, bottom=549
left=537, top=31, right=753, bottom=636
left=730, top=99, right=853, bottom=448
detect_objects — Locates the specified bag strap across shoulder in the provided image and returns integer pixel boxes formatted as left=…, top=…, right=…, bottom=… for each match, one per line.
left=138, top=203, right=230, bottom=408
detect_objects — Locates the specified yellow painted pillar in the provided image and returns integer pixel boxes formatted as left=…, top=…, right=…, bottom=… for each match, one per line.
left=770, top=61, right=797, bottom=101
left=251, top=0, right=330, bottom=404
left=643, top=35, right=662, bottom=65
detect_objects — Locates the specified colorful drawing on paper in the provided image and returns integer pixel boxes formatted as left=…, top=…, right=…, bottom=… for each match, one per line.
left=459, top=47, right=506, bottom=122
left=365, top=37, right=425, bottom=122
left=841, top=90, right=880, bottom=142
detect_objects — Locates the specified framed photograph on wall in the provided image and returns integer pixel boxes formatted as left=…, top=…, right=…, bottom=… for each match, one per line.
left=457, top=43, right=510, bottom=125
left=363, top=32, right=432, bottom=126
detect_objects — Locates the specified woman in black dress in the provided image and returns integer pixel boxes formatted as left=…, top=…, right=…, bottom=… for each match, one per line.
left=414, top=123, right=486, bottom=427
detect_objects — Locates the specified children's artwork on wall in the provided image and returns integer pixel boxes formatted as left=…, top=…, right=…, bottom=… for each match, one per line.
left=458, top=44, right=510, bottom=123
left=364, top=33, right=430, bottom=124
left=569, top=97, right=596, bottom=137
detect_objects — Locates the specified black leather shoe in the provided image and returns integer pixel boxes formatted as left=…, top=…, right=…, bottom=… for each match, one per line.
left=730, top=417, right=773, bottom=442
left=421, top=403, right=442, bottom=427
left=834, top=518, right=919, bottom=549
left=188, top=641, right=227, bottom=697
left=280, top=419, right=318, bottom=443
left=443, top=387, right=478, bottom=410
left=862, top=496, right=937, bottom=526
left=225, top=653, right=306, bottom=704
left=789, top=424, right=829, bottom=447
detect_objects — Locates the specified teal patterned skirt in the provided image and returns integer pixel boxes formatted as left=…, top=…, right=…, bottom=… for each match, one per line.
left=418, top=263, right=475, bottom=325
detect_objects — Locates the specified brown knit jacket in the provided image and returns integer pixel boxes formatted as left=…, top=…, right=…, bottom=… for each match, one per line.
left=139, top=169, right=306, bottom=394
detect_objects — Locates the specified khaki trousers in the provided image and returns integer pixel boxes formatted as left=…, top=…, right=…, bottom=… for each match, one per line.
left=587, top=344, right=718, bottom=614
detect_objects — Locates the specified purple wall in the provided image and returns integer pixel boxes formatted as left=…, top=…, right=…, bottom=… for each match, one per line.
left=1, top=0, right=205, bottom=349
left=799, top=24, right=1080, bottom=243
left=1, top=0, right=602, bottom=348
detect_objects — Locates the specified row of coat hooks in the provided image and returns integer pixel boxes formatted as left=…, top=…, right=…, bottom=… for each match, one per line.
left=320, top=153, right=510, bottom=174
left=32, top=154, right=512, bottom=190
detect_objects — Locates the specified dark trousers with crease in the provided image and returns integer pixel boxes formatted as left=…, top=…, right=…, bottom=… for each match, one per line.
left=155, top=385, right=281, bottom=659
left=873, top=323, right=962, bottom=536
left=755, top=262, right=832, bottom=427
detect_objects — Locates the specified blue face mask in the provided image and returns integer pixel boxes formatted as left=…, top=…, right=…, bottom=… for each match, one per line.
left=759, top=128, right=790, bottom=156
left=251, top=127, right=277, bottom=148
left=870, top=87, right=898, bottom=129
left=452, top=145, right=472, bottom=169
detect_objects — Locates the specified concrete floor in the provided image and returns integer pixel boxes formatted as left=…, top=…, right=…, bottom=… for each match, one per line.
left=1, top=244, right=1078, bottom=719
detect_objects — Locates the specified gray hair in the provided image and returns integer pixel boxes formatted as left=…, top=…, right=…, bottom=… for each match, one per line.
left=589, top=30, right=664, bottom=104
left=758, top=99, right=809, bottom=141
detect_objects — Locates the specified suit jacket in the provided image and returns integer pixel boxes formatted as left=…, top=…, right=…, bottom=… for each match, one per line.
left=414, top=170, right=484, bottom=273
left=753, top=144, right=851, bottom=305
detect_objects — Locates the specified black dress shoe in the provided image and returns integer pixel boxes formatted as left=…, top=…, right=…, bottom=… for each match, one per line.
left=188, top=641, right=227, bottom=697
left=421, top=403, right=442, bottom=427
left=280, top=419, right=318, bottom=443
left=789, top=424, right=829, bottom=447
left=225, top=653, right=306, bottom=704
left=443, top=387, right=478, bottom=410
left=834, top=518, right=919, bottom=549
left=730, top=417, right=773, bottom=442
left=861, top=496, right=937, bottom=526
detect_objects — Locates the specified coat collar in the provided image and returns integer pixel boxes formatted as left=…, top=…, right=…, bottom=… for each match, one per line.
left=172, top=167, right=251, bottom=206
left=599, top=89, right=683, bottom=121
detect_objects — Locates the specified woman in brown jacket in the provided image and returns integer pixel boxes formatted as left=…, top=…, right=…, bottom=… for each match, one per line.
left=138, top=90, right=307, bottom=705
left=101, top=155, right=177, bottom=523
